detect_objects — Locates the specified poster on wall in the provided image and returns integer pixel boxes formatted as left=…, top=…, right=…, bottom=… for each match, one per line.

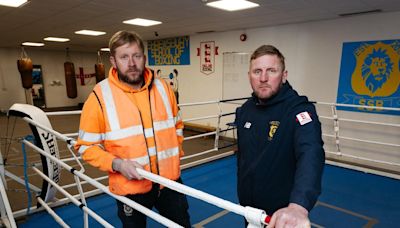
left=32, top=65, right=46, bottom=108
left=147, top=36, right=190, bottom=65
left=336, top=39, right=400, bottom=115
left=197, top=41, right=218, bottom=75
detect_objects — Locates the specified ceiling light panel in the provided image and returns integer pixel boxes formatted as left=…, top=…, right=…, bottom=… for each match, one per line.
left=206, top=0, right=259, bottom=11
left=22, top=42, right=44, bottom=47
left=75, top=30, right=106, bottom=36
left=123, top=18, right=162, bottom=26
left=0, top=0, right=28, bottom=7
left=44, top=37, right=70, bottom=42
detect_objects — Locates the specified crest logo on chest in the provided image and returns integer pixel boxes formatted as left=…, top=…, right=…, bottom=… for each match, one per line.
left=268, top=121, right=280, bottom=141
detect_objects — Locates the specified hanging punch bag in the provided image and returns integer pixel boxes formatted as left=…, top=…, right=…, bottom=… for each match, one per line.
left=17, top=46, right=33, bottom=89
left=94, top=51, right=105, bottom=83
left=64, top=48, right=77, bottom=98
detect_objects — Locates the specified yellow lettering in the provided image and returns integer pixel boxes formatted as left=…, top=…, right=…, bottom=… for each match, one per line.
left=358, top=99, right=385, bottom=112
left=173, top=55, right=180, bottom=64
left=358, top=99, right=366, bottom=111
left=376, top=100, right=383, bottom=107
left=148, top=36, right=188, bottom=65
left=366, top=100, right=375, bottom=111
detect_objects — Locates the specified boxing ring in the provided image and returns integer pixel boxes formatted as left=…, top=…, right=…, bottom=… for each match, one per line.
left=0, top=99, right=399, bottom=227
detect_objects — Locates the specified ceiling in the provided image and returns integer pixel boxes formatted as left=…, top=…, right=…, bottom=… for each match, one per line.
left=1, top=0, right=399, bottom=53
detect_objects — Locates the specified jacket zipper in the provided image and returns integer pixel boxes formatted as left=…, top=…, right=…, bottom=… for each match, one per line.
left=148, top=90, right=160, bottom=175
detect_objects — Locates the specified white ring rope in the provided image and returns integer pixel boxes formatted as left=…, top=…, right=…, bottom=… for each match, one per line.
left=10, top=104, right=269, bottom=227
left=41, top=100, right=400, bottom=172
left=180, top=148, right=218, bottom=161
left=319, top=115, right=400, bottom=128
left=45, top=111, right=82, bottom=116
left=22, top=139, right=184, bottom=228
left=36, top=197, right=70, bottom=228
left=178, top=100, right=219, bottom=107
left=136, top=166, right=269, bottom=223
left=23, top=117, right=75, bottom=144
left=20, top=113, right=269, bottom=227
left=184, top=131, right=217, bottom=141
left=316, top=102, right=400, bottom=111
left=325, top=150, right=400, bottom=167
left=0, top=176, right=17, bottom=228
left=322, top=133, right=400, bottom=149
left=3, top=100, right=399, bottom=227
left=32, top=166, right=111, bottom=228
left=183, top=114, right=219, bottom=122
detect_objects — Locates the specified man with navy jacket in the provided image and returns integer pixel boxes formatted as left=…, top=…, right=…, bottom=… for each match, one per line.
left=235, top=45, right=325, bottom=228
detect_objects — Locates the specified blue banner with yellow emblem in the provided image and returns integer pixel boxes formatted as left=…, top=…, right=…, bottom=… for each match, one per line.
left=336, top=39, right=400, bottom=115
left=147, top=36, right=190, bottom=65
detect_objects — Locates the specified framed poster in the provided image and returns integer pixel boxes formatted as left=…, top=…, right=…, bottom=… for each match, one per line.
left=336, top=39, right=400, bottom=115
left=147, top=36, right=190, bottom=65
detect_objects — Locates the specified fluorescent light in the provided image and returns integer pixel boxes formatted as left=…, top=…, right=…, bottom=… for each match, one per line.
left=100, top=47, right=110, bottom=52
left=44, top=37, right=70, bottom=42
left=206, top=0, right=259, bottom=11
left=75, top=30, right=106, bottom=36
left=0, top=0, right=28, bottom=7
left=22, top=42, right=44, bottom=47
left=123, top=18, right=162, bottom=27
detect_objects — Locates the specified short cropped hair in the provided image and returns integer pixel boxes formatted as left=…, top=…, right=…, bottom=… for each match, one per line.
left=109, top=31, right=145, bottom=56
left=250, top=45, right=286, bottom=71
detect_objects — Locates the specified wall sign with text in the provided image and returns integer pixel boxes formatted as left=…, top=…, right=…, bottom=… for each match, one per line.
left=147, top=36, right=190, bottom=65
left=336, top=39, right=400, bottom=115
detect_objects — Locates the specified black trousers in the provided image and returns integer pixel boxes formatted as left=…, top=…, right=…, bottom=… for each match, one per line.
left=116, top=178, right=191, bottom=228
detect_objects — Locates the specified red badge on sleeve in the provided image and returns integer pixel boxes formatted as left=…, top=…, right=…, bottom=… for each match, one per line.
left=296, top=112, right=312, bottom=125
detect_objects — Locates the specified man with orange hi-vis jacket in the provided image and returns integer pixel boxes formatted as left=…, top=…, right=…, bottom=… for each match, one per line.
left=75, top=31, right=191, bottom=228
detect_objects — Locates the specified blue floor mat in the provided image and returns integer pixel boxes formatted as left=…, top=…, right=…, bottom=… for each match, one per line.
left=18, top=155, right=400, bottom=227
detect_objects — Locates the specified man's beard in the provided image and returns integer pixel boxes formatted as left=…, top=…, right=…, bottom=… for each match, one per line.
left=117, top=68, right=144, bottom=86
left=255, top=82, right=283, bottom=103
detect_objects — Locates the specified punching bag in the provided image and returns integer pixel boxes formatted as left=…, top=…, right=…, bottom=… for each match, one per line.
left=94, top=51, right=105, bottom=83
left=64, top=48, right=77, bottom=98
left=17, top=47, right=33, bottom=89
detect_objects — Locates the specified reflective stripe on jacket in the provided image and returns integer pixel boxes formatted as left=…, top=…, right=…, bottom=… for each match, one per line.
left=76, top=67, right=183, bottom=195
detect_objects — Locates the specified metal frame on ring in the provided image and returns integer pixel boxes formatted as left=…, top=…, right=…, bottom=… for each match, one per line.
left=0, top=99, right=399, bottom=227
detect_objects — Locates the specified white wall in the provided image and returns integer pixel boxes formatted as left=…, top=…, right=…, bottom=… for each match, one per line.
left=160, top=11, right=400, bottom=126
left=1, top=11, right=399, bottom=111
left=0, top=11, right=399, bottom=172
left=152, top=11, right=400, bottom=173
left=179, top=10, right=400, bottom=105
left=0, top=48, right=111, bottom=111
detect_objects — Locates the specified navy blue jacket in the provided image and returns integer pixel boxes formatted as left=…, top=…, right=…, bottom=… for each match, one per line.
left=235, top=82, right=325, bottom=215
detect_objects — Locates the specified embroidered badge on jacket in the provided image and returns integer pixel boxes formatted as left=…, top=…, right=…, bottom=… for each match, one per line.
left=268, top=121, right=280, bottom=141
left=123, top=204, right=133, bottom=216
left=296, top=111, right=312, bottom=125
left=244, top=122, right=252, bottom=129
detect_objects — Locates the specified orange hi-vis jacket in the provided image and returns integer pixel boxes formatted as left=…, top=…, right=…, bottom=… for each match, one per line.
left=75, top=67, right=184, bottom=195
